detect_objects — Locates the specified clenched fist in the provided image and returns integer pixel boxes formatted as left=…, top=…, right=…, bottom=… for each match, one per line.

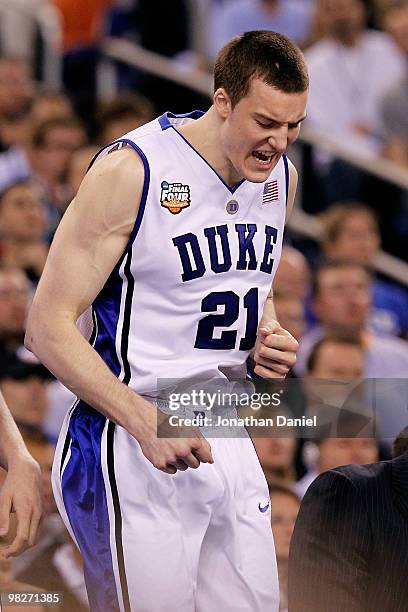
left=252, top=321, right=298, bottom=378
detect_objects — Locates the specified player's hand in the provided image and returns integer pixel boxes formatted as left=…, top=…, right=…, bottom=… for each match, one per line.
left=0, top=453, right=43, bottom=558
left=133, top=403, right=214, bottom=475
left=252, top=321, right=298, bottom=379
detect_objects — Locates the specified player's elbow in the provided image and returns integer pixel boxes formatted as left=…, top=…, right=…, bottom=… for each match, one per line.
left=25, top=300, right=54, bottom=357
left=25, top=305, right=43, bottom=355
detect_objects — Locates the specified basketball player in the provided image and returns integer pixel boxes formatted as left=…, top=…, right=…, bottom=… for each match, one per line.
left=0, top=394, right=42, bottom=557
left=26, top=31, right=308, bottom=611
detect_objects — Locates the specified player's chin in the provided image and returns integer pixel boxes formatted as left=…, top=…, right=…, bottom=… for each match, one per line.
left=244, top=156, right=280, bottom=182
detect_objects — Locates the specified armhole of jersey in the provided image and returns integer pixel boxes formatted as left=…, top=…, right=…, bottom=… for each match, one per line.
left=87, top=138, right=151, bottom=252
left=282, top=153, right=289, bottom=207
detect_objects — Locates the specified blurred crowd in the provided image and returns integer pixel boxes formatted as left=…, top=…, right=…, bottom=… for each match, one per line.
left=0, top=1, right=407, bottom=611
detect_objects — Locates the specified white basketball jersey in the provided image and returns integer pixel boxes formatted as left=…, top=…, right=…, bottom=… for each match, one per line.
left=88, top=111, right=289, bottom=395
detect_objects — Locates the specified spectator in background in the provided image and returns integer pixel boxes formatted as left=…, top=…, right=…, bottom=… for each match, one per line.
left=301, top=334, right=381, bottom=447
left=295, top=260, right=408, bottom=377
left=52, top=0, right=115, bottom=123
left=273, top=246, right=312, bottom=339
left=381, top=0, right=408, bottom=169
left=0, top=353, right=52, bottom=435
left=320, top=202, right=408, bottom=336
left=29, top=117, right=87, bottom=230
left=0, top=57, right=34, bottom=147
left=294, top=431, right=379, bottom=498
left=0, top=92, right=76, bottom=195
left=95, top=91, right=155, bottom=146
left=208, top=1, right=314, bottom=62
left=269, top=484, right=300, bottom=612
left=0, top=181, right=49, bottom=283
left=252, top=410, right=299, bottom=487
left=274, top=293, right=306, bottom=340
left=306, top=334, right=365, bottom=378
left=0, top=116, right=86, bottom=229
left=0, top=105, right=33, bottom=192
left=0, top=268, right=30, bottom=360
left=30, top=91, right=75, bottom=126
left=66, top=145, right=99, bottom=201
left=273, top=245, right=311, bottom=302
left=305, top=0, right=404, bottom=157
left=0, top=104, right=32, bottom=152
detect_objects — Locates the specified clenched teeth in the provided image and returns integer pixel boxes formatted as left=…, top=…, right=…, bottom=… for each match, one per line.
left=252, top=150, right=273, bottom=162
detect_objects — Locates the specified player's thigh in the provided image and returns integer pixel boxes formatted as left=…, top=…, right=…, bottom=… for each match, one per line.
left=196, top=436, right=279, bottom=612
left=113, top=424, right=196, bottom=611
left=56, top=406, right=195, bottom=611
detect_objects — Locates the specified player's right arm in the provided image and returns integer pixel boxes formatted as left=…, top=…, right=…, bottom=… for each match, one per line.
left=25, top=148, right=213, bottom=474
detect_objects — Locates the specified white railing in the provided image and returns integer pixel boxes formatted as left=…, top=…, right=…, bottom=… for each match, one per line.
left=102, top=37, right=213, bottom=97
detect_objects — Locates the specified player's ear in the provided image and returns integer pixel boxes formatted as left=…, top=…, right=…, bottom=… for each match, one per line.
left=213, top=88, right=232, bottom=120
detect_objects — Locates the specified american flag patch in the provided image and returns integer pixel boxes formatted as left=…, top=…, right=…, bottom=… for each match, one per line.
left=262, top=180, right=279, bottom=204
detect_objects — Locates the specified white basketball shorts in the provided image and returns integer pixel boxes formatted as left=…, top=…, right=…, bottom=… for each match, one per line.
left=52, top=399, right=279, bottom=611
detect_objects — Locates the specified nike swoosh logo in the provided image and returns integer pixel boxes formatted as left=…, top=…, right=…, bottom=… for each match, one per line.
left=258, top=502, right=270, bottom=513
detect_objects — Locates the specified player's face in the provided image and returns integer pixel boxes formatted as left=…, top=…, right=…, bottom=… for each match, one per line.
left=218, top=78, right=307, bottom=184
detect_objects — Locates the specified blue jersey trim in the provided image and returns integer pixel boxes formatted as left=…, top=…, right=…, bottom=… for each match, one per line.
left=88, top=138, right=150, bottom=379
left=158, top=109, right=204, bottom=130
left=117, top=139, right=150, bottom=245
left=107, top=421, right=131, bottom=611
left=61, top=405, right=124, bottom=611
left=282, top=154, right=289, bottom=207
left=158, top=111, right=246, bottom=195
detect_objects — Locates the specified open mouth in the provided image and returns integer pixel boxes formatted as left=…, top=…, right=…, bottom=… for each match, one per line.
left=252, top=150, right=274, bottom=165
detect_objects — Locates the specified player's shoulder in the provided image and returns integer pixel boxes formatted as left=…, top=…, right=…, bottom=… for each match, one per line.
left=84, top=145, right=144, bottom=182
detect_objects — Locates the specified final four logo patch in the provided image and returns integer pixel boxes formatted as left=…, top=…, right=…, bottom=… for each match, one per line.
left=160, top=181, right=191, bottom=214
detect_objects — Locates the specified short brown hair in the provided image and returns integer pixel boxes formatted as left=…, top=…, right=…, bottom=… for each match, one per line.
left=312, top=259, right=373, bottom=297
left=320, top=202, right=379, bottom=249
left=214, top=31, right=309, bottom=107
left=31, top=116, right=85, bottom=148
left=307, top=334, right=365, bottom=373
left=96, top=91, right=154, bottom=133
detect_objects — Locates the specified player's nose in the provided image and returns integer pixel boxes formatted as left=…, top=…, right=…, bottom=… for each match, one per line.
left=268, top=128, right=288, bottom=155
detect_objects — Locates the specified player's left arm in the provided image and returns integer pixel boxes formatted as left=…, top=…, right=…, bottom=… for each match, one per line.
left=252, top=160, right=298, bottom=378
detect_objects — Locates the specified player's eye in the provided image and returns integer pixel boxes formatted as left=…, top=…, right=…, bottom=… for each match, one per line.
left=256, top=120, right=279, bottom=129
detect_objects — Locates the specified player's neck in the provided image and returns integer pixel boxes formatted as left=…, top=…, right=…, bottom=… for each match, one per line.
left=177, top=107, right=238, bottom=187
